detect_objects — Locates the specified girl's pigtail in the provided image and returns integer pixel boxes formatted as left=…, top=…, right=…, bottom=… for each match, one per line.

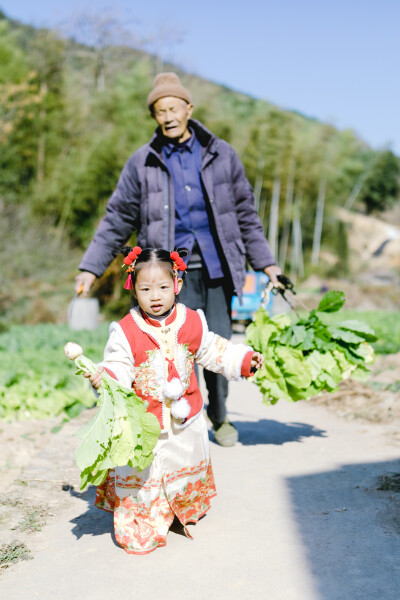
left=176, top=247, right=189, bottom=258
left=121, top=245, right=133, bottom=257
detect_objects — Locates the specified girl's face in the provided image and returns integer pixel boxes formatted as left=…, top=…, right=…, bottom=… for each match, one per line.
left=134, top=263, right=182, bottom=316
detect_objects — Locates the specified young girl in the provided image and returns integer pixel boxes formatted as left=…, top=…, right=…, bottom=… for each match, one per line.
left=86, top=246, right=263, bottom=555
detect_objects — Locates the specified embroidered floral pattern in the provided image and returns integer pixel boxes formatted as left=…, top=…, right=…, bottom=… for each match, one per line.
left=134, top=344, right=195, bottom=402
left=213, top=336, right=230, bottom=366
left=176, top=343, right=194, bottom=390
left=169, top=463, right=216, bottom=525
left=133, top=349, right=164, bottom=400
left=114, top=495, right=173, bottom=554
left=95, top=469, right=116, bottom=512
left=95, top=462, right=216, bottom=555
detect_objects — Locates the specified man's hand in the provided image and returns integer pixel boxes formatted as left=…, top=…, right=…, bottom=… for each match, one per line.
left=75, top=271, right=96, bottom=296
left=263, top=265, right=282, bottom=286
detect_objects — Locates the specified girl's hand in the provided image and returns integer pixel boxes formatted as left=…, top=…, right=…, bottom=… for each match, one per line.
left=250, top=352, right=264, bottom=372
left=84, top=367, right=104, bottom=390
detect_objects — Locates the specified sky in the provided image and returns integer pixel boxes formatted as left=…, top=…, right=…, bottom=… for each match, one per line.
left=1, top=0, right=399, bottom=154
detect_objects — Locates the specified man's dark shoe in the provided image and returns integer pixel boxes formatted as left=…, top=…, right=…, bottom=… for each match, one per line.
left=211, top=420, right=238, bottom=447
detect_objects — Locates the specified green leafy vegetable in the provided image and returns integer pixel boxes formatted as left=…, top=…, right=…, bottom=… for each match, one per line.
left=246, top=291, right=377, bottom=406
left=317, top=290, right=346, bottom=313
left=68, top=349, right=161, bottom=490
left=0, top=323, right=110, bottom=422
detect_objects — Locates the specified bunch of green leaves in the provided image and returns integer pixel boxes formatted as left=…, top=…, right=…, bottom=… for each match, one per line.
left=72, top=353, right=161, bottom=490
left=246, top=291, right=377, bottom=406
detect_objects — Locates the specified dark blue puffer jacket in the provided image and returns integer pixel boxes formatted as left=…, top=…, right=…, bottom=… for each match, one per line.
left=79, top=119, right=276, bottom=299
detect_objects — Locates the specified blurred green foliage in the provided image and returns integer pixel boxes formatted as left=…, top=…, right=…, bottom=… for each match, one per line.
left=359, top=150, right=400, bottom=214
left=318, top=310, right=400, bottom=355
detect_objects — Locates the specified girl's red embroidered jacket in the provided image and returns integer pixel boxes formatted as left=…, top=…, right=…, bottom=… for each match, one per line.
left=100, top=303, right=254, bottom=432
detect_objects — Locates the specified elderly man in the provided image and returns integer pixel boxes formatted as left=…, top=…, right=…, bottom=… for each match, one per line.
left=76, top=72, right=281, bottom=446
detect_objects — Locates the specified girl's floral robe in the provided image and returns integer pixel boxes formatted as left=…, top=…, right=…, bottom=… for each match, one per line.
left=95, top=302, right=253, bottom=554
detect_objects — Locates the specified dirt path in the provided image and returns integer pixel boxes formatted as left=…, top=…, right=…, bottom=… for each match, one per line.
left=1, top=359, right=400, bottom=599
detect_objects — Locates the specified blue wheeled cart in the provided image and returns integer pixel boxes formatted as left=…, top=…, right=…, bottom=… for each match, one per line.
left=231, top=271, right=274, bottom=323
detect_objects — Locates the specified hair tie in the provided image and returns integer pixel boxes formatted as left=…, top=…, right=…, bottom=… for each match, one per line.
left=170, top=251, right=187, bottom=294
left=170, top=252, right=187, bottom=273
left=122, top=246, right=142, bottom=289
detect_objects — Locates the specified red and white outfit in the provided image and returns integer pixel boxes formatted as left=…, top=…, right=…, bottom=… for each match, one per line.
left=95, top=302, right=253, bottom=554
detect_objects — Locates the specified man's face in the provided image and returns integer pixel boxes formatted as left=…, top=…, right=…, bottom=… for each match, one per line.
left=152, top=97, right=193, bottom=143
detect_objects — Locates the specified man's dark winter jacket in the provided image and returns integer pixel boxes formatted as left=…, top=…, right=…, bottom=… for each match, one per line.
left=79, top=119, right=275, bottom=300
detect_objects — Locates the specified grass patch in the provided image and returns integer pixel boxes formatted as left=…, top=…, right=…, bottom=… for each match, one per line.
left=0, top=496, right=49, bottom=534
left=0, top=495, right=24, bottom=509
left=0, top=542, right=32, bottom=569
left=12, top=508, right=48, bottom=533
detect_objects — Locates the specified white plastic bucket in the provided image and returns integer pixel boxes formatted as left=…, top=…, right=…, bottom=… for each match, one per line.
left=68, top=297, right=99, bottom=330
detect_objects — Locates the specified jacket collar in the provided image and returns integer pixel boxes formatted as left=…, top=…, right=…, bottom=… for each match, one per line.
left=139, top=304, right=178, bottom=328
left=162, top=127, right=197, bottom=158
left=149, top=119, right=217, bottom=157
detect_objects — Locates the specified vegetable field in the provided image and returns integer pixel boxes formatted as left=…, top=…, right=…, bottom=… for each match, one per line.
left=0, top=323, right=109, bottom=421
left=1, top=307, right=399, bottom=422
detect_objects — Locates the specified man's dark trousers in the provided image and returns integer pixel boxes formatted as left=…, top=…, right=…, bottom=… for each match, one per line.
left=179, top=267, right=233, bottom=426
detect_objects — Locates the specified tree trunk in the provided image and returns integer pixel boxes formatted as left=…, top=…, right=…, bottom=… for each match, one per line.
left=259, top=192, right=268, bottom=234
left=311, top=176, right=327, bottom=266
left=290, top=193, right=304, bottom=280
left=37, top=80, right=48, bottom=183
left=254, top=174, right=263, bottom=214
left=95, top=52, right=106, bottom=91
left=253, top=155, right=265, bottom=214
left=344, top=154, right=379, bottom=211
left=268, top=176, right=281, bottom=260
left=279, top=158, right=296, bottom=268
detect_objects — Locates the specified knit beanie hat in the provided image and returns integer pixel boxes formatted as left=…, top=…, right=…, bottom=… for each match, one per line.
left=147, top=72, right=192, bottom=109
